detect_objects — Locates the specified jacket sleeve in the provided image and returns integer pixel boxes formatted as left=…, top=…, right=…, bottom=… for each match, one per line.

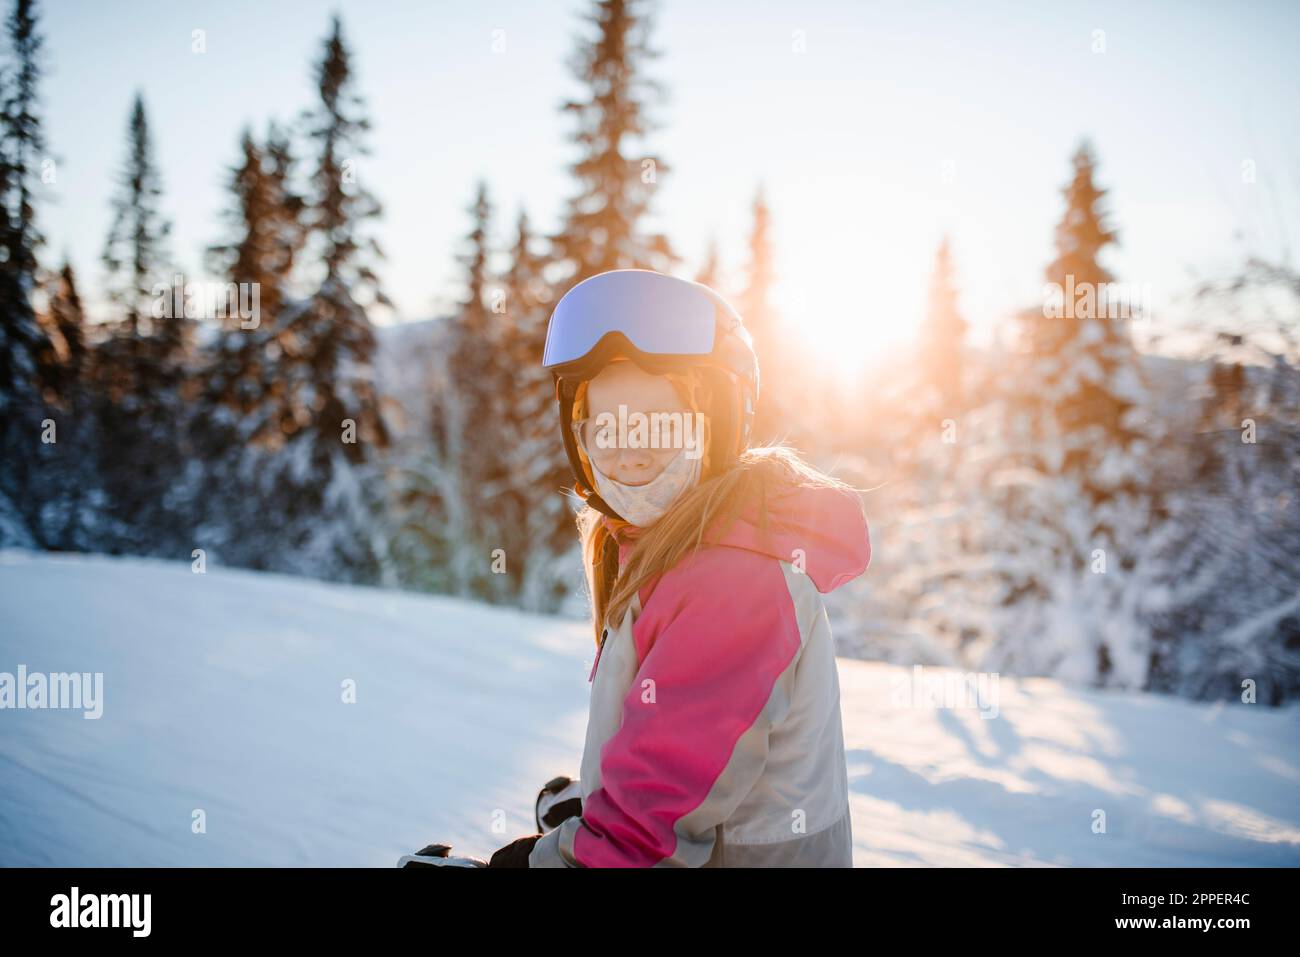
left=529, top=547, right=803, bottom=867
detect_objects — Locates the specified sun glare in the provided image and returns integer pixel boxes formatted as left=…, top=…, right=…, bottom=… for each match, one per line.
left=770, top=253, right=924, bottom=381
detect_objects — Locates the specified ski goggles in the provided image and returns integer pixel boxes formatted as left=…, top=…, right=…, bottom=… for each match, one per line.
left=542, top=270, right=720, bottom=375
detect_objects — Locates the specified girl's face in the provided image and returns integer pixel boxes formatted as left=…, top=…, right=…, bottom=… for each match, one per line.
left=582, top=361, right=693, bottom=486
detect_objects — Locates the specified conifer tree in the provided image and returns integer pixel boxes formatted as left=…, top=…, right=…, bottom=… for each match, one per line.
left=41, top=260, right=87, bottom=400
left=973, top=142, right=1165, bottom=688
left=204, top=122, right=304, bottom=447
left=195, top=122, right=308, bottom=569
left=917, top=235, right=967, bottom=414
left=264, top=14, right=389, bottom=581
left=392, top=185, right=497, bottom=600
left=737, top=185, right=787, bottom=443
left=442, top=180, right=501, bottom=596
left=550, top=0, right=675, bottom=284
left=2, top=0, right=44, bottom=293
left=501, top=208, right=574, bottom=610
left=35, top=259, right=95, bottom=550
left=102, top=95, right=171, bottom=341
left=1025, top=141, right=1142, bottom=495
left=95, top=93, right=192, bottom=555
left=694, top=236, right=720, bottom=289
left=886, top=145, right=1173, bottom=692
left=0, top=0, right=52, bottom=545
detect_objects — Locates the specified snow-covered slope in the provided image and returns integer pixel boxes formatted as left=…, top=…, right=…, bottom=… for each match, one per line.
left=2, top=551, right=1297, bottom=867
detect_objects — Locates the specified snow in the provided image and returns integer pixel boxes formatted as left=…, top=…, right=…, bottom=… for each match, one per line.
left=2, top=550, right=1298, bottom=867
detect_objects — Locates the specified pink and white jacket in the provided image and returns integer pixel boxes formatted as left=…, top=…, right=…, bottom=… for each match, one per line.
left=529, top=482, right=871, bottom=867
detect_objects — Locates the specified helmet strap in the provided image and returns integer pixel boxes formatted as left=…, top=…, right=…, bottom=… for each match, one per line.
left=557, top=378, right=624, bottom=521
left=699, top=365, right=747, bottom=472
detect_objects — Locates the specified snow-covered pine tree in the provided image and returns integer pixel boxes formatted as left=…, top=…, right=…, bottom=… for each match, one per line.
left=403, top=184, right=576, bottom=607
left=432, top=180, right=501, bottom=598
left=865, top=236, right=978, bottom=664
left=1028, top=144, right=1147, bottom=499
left=204, top=125, right=304, bottom=441
left=549, top=0, right=676, bottom=285
left=736, top=185, right=790, bottom=446
left=900, top=235, right=971, bottom=474
left=96, top=93, right=194, bottom=557
left=734, top=183, right=843, bottom=456
left=499, top=208, right=578, bottom=611
left=32, top=260, right=97, bottom=550
left=0, top=0, right=54, bottom=546
left=383, top=314, right=463, bottom=595
left=1, top=0, right=43, bottom=285
left=967, top=142, right=1171, bottom=689
left=38, top=260, right=87, bottom=406
left=197, top=122, right=307, bottom=569
left=418, top=0, right=680, bottom=610
left=266, top=14, right=390, bottom=583
left=884, top=234, right=972, bottom=482
left=100, top=95, right=175, bottom=364
left=389, top=182, right=509, bottom=600
left=917, top=235, right=968, bottom=415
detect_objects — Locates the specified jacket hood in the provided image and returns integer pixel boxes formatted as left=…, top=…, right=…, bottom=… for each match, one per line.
left=713, top=483, right=871, bottom=593
left=603, top=482, right=871, bottom=594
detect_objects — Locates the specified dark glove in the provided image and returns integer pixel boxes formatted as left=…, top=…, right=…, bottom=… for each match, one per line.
left=487, top=834, right=542, bottom=868
left=535, top=774, right=583, bottom=832
left=399, top=843, right=487, bottom=868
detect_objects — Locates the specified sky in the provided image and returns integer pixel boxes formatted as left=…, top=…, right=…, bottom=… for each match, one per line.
left=29, top=0, right=1300, bottom=376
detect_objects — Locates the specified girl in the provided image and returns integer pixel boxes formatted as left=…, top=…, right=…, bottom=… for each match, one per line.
left=486, top=269, right=871, bottom=868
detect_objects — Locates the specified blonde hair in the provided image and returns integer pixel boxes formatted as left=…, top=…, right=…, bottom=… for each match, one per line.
left=572, top=367, right=859, bottom=646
